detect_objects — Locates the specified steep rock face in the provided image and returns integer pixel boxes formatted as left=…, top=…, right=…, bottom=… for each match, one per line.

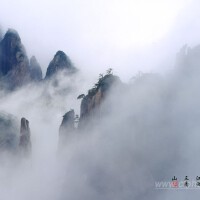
left=79, top=74, right=120, bottom=128
left=59, top=109, right=75, bottom=146
left=19, top=117, right=31, bottom=155
left=45, top=51, right=77, bottom=79
left=30, top=56, right=43, bottom=81
left=57, top=73, right=121, bottom=147
left=59, top=110, right=75, bottom=135
left=0, top=112, right=19, bottom=153
left=0, top=29, right=31, bottom=90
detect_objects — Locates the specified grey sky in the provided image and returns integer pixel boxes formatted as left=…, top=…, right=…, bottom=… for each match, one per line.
left=0, top=0, right=200, bottom=81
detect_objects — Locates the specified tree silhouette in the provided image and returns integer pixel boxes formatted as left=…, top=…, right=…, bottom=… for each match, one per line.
left=106, top=68, right=113, bottom=75
left=99, top=73, right=104, bottom=79
left=77, top=94, right=85, bottom=99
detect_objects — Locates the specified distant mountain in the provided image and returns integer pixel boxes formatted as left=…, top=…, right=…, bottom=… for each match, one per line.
left=0, top=28, right=77, bottom=90
left=45, top=50, right=77, bottom=79
left=0, top=29, right=31, bottom=90
left=30, top=56, right=43, bottom=81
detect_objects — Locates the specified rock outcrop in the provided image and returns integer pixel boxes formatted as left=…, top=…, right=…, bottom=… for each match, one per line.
left=45, top=50, right=77, bottom=79
left=0, top=29, right=31, bottom=90
left=59, top=110, right=75, bottom=133
left=59, top=109, right=75, bottom=146
left=30, top=56, right=43, bottom=81
left=78, top=74, right=120, bottom=128
left=0, top=114, right=32, bottom=156
left=19, top=117, right=31, bottom=155
left=58, top=73, right=120, bottom=139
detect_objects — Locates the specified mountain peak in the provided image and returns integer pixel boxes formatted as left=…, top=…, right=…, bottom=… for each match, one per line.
left=0, top=29, right=31, bottom=90
left=5, top=28, right=20, bottom=38
left=45, top=50, right=77, bottom=79
left=30, top=56, right=43, bottom=81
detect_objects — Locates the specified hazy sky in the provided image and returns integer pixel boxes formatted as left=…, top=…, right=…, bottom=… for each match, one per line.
left=0, top=0, right=200, bottom=81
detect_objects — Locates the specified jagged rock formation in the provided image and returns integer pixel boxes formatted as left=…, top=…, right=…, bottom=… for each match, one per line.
left=0, top=114, right=31, bottom=155
left=0, top=112, right=19, bottom=153
left=45, top=50, right=77, bottom=79
left=19, top=117, right=31, bottom=155
left=59, top=110, right=75, bottom=133
left=58, top=73, right=120, bottom=146
left=59, top=109, right=75, bottom=146
left=79, top=74, right=120, bottom=128
left=0, top=29, right=31, bottom=90
left=30, top=56, right=43, bottom=81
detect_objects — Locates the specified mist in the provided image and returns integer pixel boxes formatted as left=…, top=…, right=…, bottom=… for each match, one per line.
left=1, top=0, right=200, bottom=199
left=0, top=48, right=199, bottom=199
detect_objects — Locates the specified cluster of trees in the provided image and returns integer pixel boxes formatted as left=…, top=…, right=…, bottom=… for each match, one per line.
left=77, top=68, right=113, bottom=100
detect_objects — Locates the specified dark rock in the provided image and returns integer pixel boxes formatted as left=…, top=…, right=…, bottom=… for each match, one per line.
left=59, top=109, right=75, bottom=146
left=19, top=117, right=31, bottom=155
left=45, top=50, right=77, bottom=79
left=59, top=109, right=75, bottom=135
left=0, top=29, right=30, bottom=90
left=30, top=56, right=43, bottom=81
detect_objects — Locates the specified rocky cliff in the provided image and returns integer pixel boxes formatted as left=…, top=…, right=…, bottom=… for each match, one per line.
left=45, top=51, right=77, bottom=79
left=59, top=109, right=75, bottom=146
left=58, top=73, right=120, bottom=147
left=78, top=73, right=120, bottom=128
